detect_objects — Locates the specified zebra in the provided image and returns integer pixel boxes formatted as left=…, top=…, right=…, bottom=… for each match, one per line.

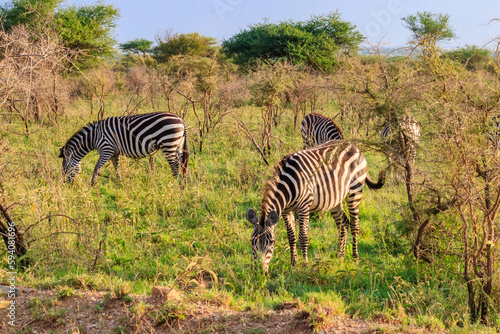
left=300, top=113, right=344, bottom=149
left=246, top=140, right=385, bottom=272
left=59, top=112, right=189, bottom=185
left=380, top=115, right=420, bottom=167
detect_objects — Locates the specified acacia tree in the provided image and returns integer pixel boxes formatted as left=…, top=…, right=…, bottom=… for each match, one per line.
left=120, top=38, right=154, bottom=56
left=424, top=61, right=500, bottom=324
left=153, top=31, right=218, bottom=63
left=333, top=18, right=498, bottom=321
left=396, top=12, right=497, bottom=323
left=222, top=12, right=364, bottom=72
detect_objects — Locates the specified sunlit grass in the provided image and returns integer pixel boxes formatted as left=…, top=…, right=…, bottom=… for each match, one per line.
left=0, top=100, right=492, bottom=333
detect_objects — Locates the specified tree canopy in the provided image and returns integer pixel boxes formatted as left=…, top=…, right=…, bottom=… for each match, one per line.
left=120, top=38, right=154, bottom=55
left=0, top=0, right=119, bottom=69
left=402, top=11, right=456, bottom=44
left=222, top=12, right=364, bottom=72
left=0, top=0, right=61, bottom=31
left=54, top=3, right=119, bottom=69
left=153, top=32, right=218, bottom=63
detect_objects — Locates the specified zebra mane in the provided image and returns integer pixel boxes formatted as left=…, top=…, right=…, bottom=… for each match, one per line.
left=63, top=121, right=99, bottom=148
left=260, top=153, right=292, bottom=218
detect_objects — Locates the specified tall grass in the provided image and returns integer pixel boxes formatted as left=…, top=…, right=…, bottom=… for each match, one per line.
left=0, top=97, right=495, bottom=333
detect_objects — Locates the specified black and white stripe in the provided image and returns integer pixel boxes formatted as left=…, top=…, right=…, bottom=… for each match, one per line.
left=59, top=112, right=189, bottom=185
left=381, top=115, right=420, bottom=167
left=300, top=113, right=344, bottom=148
left=246, top=141, right=385, bottom=272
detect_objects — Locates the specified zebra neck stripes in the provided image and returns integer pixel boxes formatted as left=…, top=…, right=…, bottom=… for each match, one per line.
left=59, top=123, right=98, bottom=181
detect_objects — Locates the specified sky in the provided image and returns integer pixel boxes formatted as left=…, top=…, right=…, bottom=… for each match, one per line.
left=65, top=0, right=500, bottom=49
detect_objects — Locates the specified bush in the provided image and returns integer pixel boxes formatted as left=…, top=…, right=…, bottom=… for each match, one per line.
left=222, top=12, right=364, bottom=72
left=444, top=45, right=492, bottom=71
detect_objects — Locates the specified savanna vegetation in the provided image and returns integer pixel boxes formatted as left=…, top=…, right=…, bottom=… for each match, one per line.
left=0, top=2, right=499, bottom=332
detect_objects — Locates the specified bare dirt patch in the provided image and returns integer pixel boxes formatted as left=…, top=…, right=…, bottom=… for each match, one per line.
left=1, top=287, right=427, bottom=333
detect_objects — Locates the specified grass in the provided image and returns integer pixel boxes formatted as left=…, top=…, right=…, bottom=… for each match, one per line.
left=0, top=99, right=494, bottom=333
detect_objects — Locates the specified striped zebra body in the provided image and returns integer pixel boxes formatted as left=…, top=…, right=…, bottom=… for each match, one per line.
left=301, top=113, right=344, bottom=148
left=381, top=115, right=420, bottom=167
left=59, top=112, right=189, bottom=185
left=246, top=141, right=385, bottom=272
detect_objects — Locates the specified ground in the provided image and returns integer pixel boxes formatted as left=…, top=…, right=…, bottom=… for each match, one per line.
left=0, top=286, right=433, bottom=334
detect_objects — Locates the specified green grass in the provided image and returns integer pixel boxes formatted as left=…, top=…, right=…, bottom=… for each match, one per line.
left=0, top=100, right=494, bottom=333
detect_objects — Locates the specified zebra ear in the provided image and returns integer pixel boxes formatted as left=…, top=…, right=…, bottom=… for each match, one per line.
left=266, top=211, right=279, bottom=227
left=246, top=208, right=258, bottom=226
left=58, top=147, right=64, bottom=158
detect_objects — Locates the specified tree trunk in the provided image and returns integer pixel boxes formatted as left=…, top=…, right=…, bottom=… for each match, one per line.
left=0, top=204, right=28, bottom=267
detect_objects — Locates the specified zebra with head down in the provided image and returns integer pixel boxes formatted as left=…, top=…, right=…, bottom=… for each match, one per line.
left=246, top=141, right=386, bottom=272
left=59, top=112, right=189, bottom=185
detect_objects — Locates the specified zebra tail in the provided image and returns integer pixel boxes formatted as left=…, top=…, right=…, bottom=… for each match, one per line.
left=181, top=129, right=189, bottom=172
left=365, top=169, right=386, bottom=190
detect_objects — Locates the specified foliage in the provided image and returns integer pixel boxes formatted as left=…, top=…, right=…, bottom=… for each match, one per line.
left=444, top=45, right=492, bottom=71
left=402, top=11, right=456, bottom=44
left=0, top=0, right=62, bottom=32
left=119, top=38, right=154, bottom=55
left=331, top=28, right=500, bottom=325
left=2, top=10, right=500, bottom=333
left=54, top=3, right=119, bottom=69
left=153, top=32, right=218, bottom=63
left=222, top=12, right=364, bottom=72
left=0, top=0, right=119, bottom=70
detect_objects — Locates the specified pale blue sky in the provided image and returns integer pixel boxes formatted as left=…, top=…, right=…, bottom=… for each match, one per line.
left=65, top=0, right=500, bottom=48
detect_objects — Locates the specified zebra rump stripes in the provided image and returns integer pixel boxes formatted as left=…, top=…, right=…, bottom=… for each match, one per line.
left=59, top=112, right=189, bottom=185
left=301, top=113, right=344, bottom=148
left=246, top=141, right=385, bottom=272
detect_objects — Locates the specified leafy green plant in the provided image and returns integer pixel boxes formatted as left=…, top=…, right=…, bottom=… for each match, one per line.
left=56, top=286, right=79, bottom=299
left=222, top=11, right=363, bottom=72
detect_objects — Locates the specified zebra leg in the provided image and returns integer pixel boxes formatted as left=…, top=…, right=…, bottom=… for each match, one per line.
left=346, top=191, right=363, bottom=259
left=91, top=151, right=113, bottom=186
left=111, top=155, right=120, bottom=181
left=160, top=147, right=180, bottom=179
left=330, top=204, right=349, bottom=258
left=297, top=208, right=311, bottom=263
left=282, top=212, right=298, bottom=266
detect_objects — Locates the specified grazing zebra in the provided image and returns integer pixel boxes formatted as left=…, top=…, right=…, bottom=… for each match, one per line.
left=381, top=115, right=420, bottom=167
left=246, top=141, right=385, bottom=272
left=300, top=113, right=344, bottom=149
left=59, top=112, right=189, bottom=185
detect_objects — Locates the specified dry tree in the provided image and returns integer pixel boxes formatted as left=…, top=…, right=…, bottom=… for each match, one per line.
left=0, top=25, right=77, bottom=132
